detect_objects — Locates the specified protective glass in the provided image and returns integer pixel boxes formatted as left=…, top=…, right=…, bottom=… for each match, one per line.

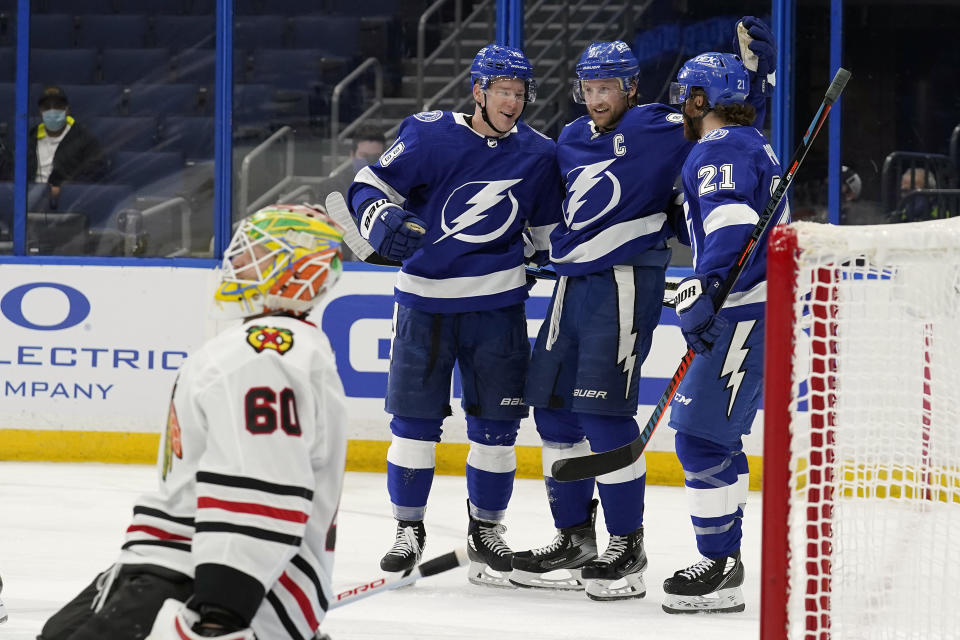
left=571, top=79, right=630, bottom=105
left=668, top=82, right=690, bottom=105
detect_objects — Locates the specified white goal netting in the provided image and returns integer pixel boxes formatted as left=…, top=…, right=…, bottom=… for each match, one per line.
left=777, top=219, right=960, bottom=640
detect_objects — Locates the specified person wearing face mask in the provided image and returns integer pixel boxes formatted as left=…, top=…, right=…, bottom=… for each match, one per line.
left=26, top=85, right=107, bottom=205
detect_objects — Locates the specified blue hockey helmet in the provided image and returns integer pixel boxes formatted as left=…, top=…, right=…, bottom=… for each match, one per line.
left=470, top=44, right=537, bottom=103
left=669, top=52, right=749, bottom=108
left=572, top=40, right=639, bottom=103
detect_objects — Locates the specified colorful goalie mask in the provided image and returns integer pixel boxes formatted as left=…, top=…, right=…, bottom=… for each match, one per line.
left=215, top=204, right=344, bottom=317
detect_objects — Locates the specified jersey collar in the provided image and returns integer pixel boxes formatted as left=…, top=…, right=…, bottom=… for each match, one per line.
left=453, top=112, right=517, bottom=140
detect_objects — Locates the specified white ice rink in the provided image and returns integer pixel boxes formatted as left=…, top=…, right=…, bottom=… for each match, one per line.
left=0, top=462, right=763, bottom=639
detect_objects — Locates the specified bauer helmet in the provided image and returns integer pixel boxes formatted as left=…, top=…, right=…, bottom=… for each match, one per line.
left=572, top=40, right=639, bottom=104
left=215, top=204, right=343, bottom=317
left=670, top=52, right=749, bottom=108
left=470, top=44, right=537, bottom=103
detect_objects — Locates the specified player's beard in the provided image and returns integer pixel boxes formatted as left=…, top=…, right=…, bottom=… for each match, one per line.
left=588, top=100, right=628, bottom=132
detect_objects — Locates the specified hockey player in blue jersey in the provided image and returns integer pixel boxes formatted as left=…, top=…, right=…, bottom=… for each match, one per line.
left=345, top=44, right=562, bottom=588
left=511, top=20, right=775, bottom=602
left=660, top=51, right=789, bottom=614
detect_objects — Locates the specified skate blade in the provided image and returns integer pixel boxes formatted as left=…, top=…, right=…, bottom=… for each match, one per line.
left=585, top=573, right=646, bottom=601
left=467, top=561, right=517, bottom=589
left=509, top=568, right=585, bottom=591
left=661, top=586, right=745, bottom=614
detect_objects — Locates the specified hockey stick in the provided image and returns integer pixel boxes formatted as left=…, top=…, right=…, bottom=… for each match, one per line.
left=323, top=191, right=560, bottom=280
left=329, top=547, right=469, bottom=610
left=551, top=67, right=852, bottom=482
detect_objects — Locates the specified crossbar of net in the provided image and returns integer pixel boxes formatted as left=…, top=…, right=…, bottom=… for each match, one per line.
left=785, top=219, right=960, bottom=640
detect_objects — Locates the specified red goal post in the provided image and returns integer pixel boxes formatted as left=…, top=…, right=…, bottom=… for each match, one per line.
left=761, top=219, right=960, bottom=640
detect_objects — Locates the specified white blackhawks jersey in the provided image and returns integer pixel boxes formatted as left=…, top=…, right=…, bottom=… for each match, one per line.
left=118, top=313, right=347, bottom=640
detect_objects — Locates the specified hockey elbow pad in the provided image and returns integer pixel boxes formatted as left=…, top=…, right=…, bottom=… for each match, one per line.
left=360, top=198, right=428, bottom=262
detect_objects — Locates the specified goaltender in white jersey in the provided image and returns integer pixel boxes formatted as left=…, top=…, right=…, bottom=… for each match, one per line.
left=39, top=205, right=347, bottom=640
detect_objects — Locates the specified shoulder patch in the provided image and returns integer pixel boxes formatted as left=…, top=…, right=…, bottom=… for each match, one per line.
left=379, top=141, right=404, bottom=167
left=247, top=325, right=294, bottom=355
left=699, top=128, right=730, bottom=142
left=666, top=113, right=684, bottom=124
left=414, top=110, right=443, bottom=122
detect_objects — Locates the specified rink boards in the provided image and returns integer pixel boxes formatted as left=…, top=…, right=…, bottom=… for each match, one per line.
left=0, top=263, right=765, bottom=489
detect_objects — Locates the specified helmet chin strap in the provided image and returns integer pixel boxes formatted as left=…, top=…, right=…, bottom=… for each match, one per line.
left=476, top=92, right=523, bottom=137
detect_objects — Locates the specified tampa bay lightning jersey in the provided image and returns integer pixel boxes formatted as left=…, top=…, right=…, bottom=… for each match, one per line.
left=681, top=125, right=790, bottom=321
left=348, top=110, right=562, bottom=313
left=550, top=103, right=694, bottom=275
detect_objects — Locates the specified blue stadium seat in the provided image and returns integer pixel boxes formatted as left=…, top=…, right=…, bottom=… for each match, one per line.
left=154, top=15, right=215, bottom=51
left=110, top=150, right=182, bottom=190
left=0, top=182, right=52, bottom=218
left=31, top=48, right=98, bottom=84
left=173, top=49, right=214, bottom=84
left=289, top=15, right=360, bottom=56
left=128, top=83, right=202, bottom=117
left=233, top=83, right=273, bottom=124
left=249, top=49, right=347, bottom=91
left=102, top=48, right=172, bottom=84
left=262, top=0, right=324, bottom=16
left=0, top=82, right=13, bottom=128
left=87, top=115, right=158, bottom=153
left=328, top=0, right=399, bottom=16
left=29, top=14, right=77, bottom=48
left=43, top=0, right=116, bottom=14
left=54, top=183, right=134, bottom=229
left=79, top=14, right=148, bottom=48
left=233, top=0, right=265, bottom=14
left=0, top=49, right=12, bottom=82
left=235, top=15, right=287, bottom=51
left=158, top=115, right=213, bottom=160
left=115, top=0, right=188, bottom=13
left=29, top=83, right=124, bottom=117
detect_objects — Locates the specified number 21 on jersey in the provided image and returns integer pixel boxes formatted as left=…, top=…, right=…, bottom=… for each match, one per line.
left=698, top=164, right=736, bottom=196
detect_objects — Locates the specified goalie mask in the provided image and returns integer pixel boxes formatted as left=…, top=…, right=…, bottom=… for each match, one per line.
left=215, top=204, right=343, bottom=317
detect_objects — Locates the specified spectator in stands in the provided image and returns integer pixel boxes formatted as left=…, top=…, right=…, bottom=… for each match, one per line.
left=315, top=125, right=386, bottom=204
left=839, top=164, right=882, bottom=225
left=27, top=86, right=107, bottom=207
left=895, top=167, right=947, bottom=222
left=315, top=126, right=386, bottom=261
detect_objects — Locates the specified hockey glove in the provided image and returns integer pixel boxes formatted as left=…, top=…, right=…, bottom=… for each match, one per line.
left=735, top=16, right=776, bottom=98
left=674, top=276, right=728, bottom=355
left=359, top=198, right=427, bottom=262
left=523, top=227, right=550, bottom=267
left=146, top=599, right=254, bottom=640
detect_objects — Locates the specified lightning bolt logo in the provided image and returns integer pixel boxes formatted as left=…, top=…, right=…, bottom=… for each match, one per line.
left=613, top=267, right=638, bottom=398
left=564, top=159, right=621, bottom=230
left=720, top=320, right=756, bottom=418
left=436, top=179, right=522, bottom=244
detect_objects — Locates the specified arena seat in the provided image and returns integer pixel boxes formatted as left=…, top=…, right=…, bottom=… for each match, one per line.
left=158, top=115, right=214, bottom=161
left=30, top=83, right=124, bottom=117
left=154, top=15, right=215, bottom=51
left=110, top=150, right=183, bottom=191
left=78, top=14, right=148, bottom=48
left=102, top=48, right=171, bottom=84
left=31, top=48, right=98, bottom=84
left=235, top=15, right=287, bottom=51
left=289, top=16, right=360, bottom=57
left=29, top=14, right=76, bottom=48
left=53, top=182, right=133, bottom=229
left=87, top=115, right=159, bottom=154
left=127, top=83, right=203, bottom=117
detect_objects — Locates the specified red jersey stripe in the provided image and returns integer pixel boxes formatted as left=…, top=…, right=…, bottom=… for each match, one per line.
left=126, top=524, right=192, bottom=541
left=197, top=497, right=309, bottom=523
left=278, top=571, right=320, bottom=630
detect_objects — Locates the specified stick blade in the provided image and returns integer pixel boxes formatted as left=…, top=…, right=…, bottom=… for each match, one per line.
left=325, top=191, right=375, bottom=261
left=550, top=444, right=639, bottom=482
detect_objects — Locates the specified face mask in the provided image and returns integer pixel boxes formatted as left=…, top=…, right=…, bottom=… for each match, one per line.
left=42, top=109, right=67, bottom=131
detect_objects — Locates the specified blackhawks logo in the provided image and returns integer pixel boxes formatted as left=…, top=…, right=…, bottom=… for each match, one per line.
left=162, top=397, right=183, bottom=481
left=247, top=325, right=295, bottom=354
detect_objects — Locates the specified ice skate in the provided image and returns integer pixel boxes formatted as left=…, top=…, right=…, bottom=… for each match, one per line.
left=510, top=499, right=598, bottom=591
left=662, top=552, right=745, bottom=614
left=466, top=503, right=516, bottom=589
left=581, top=526, right=647, bottom=601
left=379, top=520, right=425, bottom=575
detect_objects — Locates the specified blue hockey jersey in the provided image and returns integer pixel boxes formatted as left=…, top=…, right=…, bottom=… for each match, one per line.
left=348, top=111, right=562, bottom=313
left=550, top=103, right=694, bottom=276
left=680, top=125, right=790, bottom=321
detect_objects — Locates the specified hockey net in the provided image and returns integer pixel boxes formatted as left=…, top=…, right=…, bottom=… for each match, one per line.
left=761, top=219, right=960, bottom=640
